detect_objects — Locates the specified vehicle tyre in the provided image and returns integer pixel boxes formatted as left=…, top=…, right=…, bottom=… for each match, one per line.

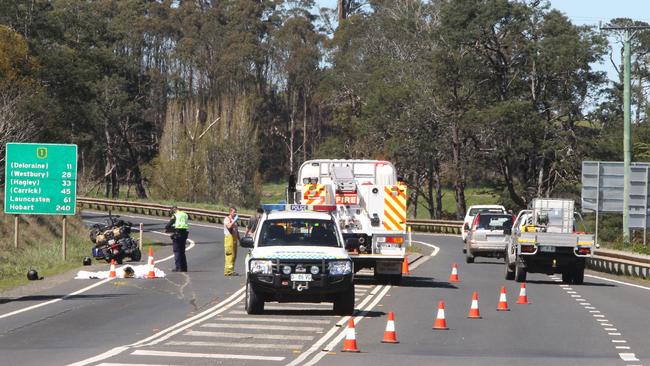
left=465, top=250, right=475, bottom=264
left=573, top=267, right=584, bottom=285
left=562, top=270, right=574, bottom=284
left=504, top=256, right=515, bottom=280
left=334, top=285, right=355, bottom=315
left=245, top=281, right=264, bottom=315
left=130, top=248, right=142, bottom=262
left=515, top=260, right=527, bottom=282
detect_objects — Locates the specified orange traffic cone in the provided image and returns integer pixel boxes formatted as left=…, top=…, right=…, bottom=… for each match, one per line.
left=401, top=257, right=410, bottom=275
left=467, top=291, right=482, bottom=319
left=449, top=263, right=460, bottom=282
left=147, top=247, right=156, bottom=279
left=516, top=283, right=530, bottom=304
left=433, top=300, right=449, bottom=330
left=108, top=259, right=117, bottom=278
left=497, top=286, right=510, bottom=311
left=381, top=311, right=399, bottom=343
left=341, top=319, right=360, bottom=352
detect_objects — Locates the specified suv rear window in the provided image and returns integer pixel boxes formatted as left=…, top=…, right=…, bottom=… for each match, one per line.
left=476, top=214, right=512, bottom=230
left=259, top=219, right=340, bottom=247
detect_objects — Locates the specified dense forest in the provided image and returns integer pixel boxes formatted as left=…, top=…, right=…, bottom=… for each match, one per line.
left=1, top=0, right=650, bottom=219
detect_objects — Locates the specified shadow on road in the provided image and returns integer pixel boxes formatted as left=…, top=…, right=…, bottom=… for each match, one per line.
left=470, top=260, right=505, bottom=265
left=399, top=276, right=458, bottom=289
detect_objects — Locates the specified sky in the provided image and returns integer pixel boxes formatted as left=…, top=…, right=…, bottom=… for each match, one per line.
left=314, top=0, right=650, bottom=82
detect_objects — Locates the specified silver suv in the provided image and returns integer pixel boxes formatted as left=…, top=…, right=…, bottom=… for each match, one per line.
left=465, top=213, right=514, bottom=263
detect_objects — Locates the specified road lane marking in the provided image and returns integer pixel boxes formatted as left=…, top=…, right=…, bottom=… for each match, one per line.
left=593, top=314, right=605, bottom=318
left=605, top=328, right=618, bottom=331
left=585, top=306, right=596, bottom=309
left=411, top=240, right=440, bottom=256
left=67, top=288, right=245, bottom=366
left=263, top=306, right=331, bottom=311
left=601, top=323, right=613, bottom=326
left=589, top=310, right=600, bottom=313
left=608, top=332, right=622, bottom=336
left=165, top=341, right=302, bottom=350
left=566, top=291, right=577, bottom=294
left=619, top=353, right=640, bottom=361
left=289, top=285, right=387, bottom=366
left=585, top=274, right=650, bottom=291
left=130, top=350, right=285, bottom=361
left=571, top=295, right=581, bottom=297
left=186, top=330, right=314, bottom=341
left=218, top=317, right=331, bottom=324
left=201, top=323, right=323, bottom=332
left=596, top=319, right=608, bottom=322
left=0, top=234, right=195, bottom=321
left=616, top=346, right=631, bottom=349
left=301, top=285, right=392, bottom=366
left=98, top=363, right=179, bottom=366
left=580, top=302, right=591, bottom=305
left=612, top=340, right=628, bottom=343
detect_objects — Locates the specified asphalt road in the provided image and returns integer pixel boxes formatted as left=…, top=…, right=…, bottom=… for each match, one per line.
left=0, top=211, right=648, bottom=366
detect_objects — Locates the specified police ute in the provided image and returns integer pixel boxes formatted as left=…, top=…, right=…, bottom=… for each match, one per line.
left=240, top=204, right=355, bottom=315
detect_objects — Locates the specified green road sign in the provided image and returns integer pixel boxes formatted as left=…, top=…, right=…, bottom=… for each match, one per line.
left=4, top=143, right=78, bottom=215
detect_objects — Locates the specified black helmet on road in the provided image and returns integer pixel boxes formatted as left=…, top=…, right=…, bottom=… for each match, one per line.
left=27, top=269, right=39, bottom=281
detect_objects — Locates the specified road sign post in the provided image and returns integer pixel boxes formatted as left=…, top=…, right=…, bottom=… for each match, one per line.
left=4, top=143, right=78, bottom=259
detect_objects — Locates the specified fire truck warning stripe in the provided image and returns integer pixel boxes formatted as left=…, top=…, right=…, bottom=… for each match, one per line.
left=383, top=187, right=407, bottom=211
left=384, top=198, right=405, bottom=224
left=383, top=212, right=401, bottom=230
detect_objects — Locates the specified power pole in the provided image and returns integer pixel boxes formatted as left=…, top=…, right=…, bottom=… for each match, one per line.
left=601, top=22, right=650, bottom=244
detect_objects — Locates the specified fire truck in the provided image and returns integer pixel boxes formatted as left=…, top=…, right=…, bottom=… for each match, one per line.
left=287, top=160, right=407, bottom=284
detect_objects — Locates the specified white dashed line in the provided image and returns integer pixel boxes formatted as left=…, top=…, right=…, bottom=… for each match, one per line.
left=612, top=340, right=628, bottom=343
left=616, top=346, right=631, bottom=350
left=619, top=353, right=640, bottom=362
left=566, top=291, right=577, bottom=294
left=186, top=331, right=314, bottom=341
left=596, top=319, right=609, bottom=322
left=589, top=310, right=600, bottom=313
left=580, top=303, right=591, bottom=306
left=571, top=295, right=581, bottom=297
left=130, top=350, right=284, bottom=362
left=593, top=314, right=605, bottom=318
left=605, top=328, right=618, bottom=331
left=165, top=341, right=303, bottom=350
left=601, top=323, right=614, bottom=326
left=608, top=333, right=622, bottom=336
left=201, top=323, right=323, bottom=332
left=585, top=306, right=596, bottom=309
left=218, top=317, right=331, bottom=325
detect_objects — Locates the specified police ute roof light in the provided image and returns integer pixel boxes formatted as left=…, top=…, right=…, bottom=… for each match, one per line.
left=261, top=204, right=336, bottom=213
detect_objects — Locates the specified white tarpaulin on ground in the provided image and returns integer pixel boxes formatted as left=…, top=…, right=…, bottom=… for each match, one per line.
left=75, top=265, right=166, bottom=279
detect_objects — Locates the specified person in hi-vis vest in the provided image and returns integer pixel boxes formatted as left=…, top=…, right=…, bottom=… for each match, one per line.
left=223, top=206, right=240, bottom=276
left=165, top=206, right=189, bottom=272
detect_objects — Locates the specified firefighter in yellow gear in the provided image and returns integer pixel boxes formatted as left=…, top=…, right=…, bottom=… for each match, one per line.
left=223, top=206, right=240, bottom=276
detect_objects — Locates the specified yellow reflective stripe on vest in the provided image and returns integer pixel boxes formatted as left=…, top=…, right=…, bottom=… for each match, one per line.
left=174, top=211, right=189, bottom=229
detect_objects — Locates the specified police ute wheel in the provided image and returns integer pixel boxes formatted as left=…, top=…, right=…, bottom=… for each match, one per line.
left=334, top=285, right=355, bottom=315
left=245, top=281, right=264, bottom=315
left=465, top=251, right=475, bottom=264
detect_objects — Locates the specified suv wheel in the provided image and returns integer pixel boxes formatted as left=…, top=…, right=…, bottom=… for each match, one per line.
left=333, top=285, right=355, bottom=315
left=245, top=280, right=264, bottom=314
left=515, top=260, right=527, bottom=282
left=504, top=256, right=515, bottom=280
left=465, top=250, right=475, bottom=264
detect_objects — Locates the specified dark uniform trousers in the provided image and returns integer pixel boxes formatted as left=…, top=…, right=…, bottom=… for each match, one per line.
left=172, top=229, right=189, bottom=271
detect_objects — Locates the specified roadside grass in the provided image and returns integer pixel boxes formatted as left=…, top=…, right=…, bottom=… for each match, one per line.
left=0, top=213, right=89, bottom=292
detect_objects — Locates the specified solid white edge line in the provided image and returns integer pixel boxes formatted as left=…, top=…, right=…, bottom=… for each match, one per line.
left=0, top=234, right=195, bottom=321
left=66, top=286, right=245, bottom=366
left=411, top=240, right=440, bottom=257
left=585, top=274, right=650, bottom=291
left=301, top=285, right=392, bottom=366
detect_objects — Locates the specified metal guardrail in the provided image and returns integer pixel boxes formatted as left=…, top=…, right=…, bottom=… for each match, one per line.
left=77, top=197, right=650, bottom=280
